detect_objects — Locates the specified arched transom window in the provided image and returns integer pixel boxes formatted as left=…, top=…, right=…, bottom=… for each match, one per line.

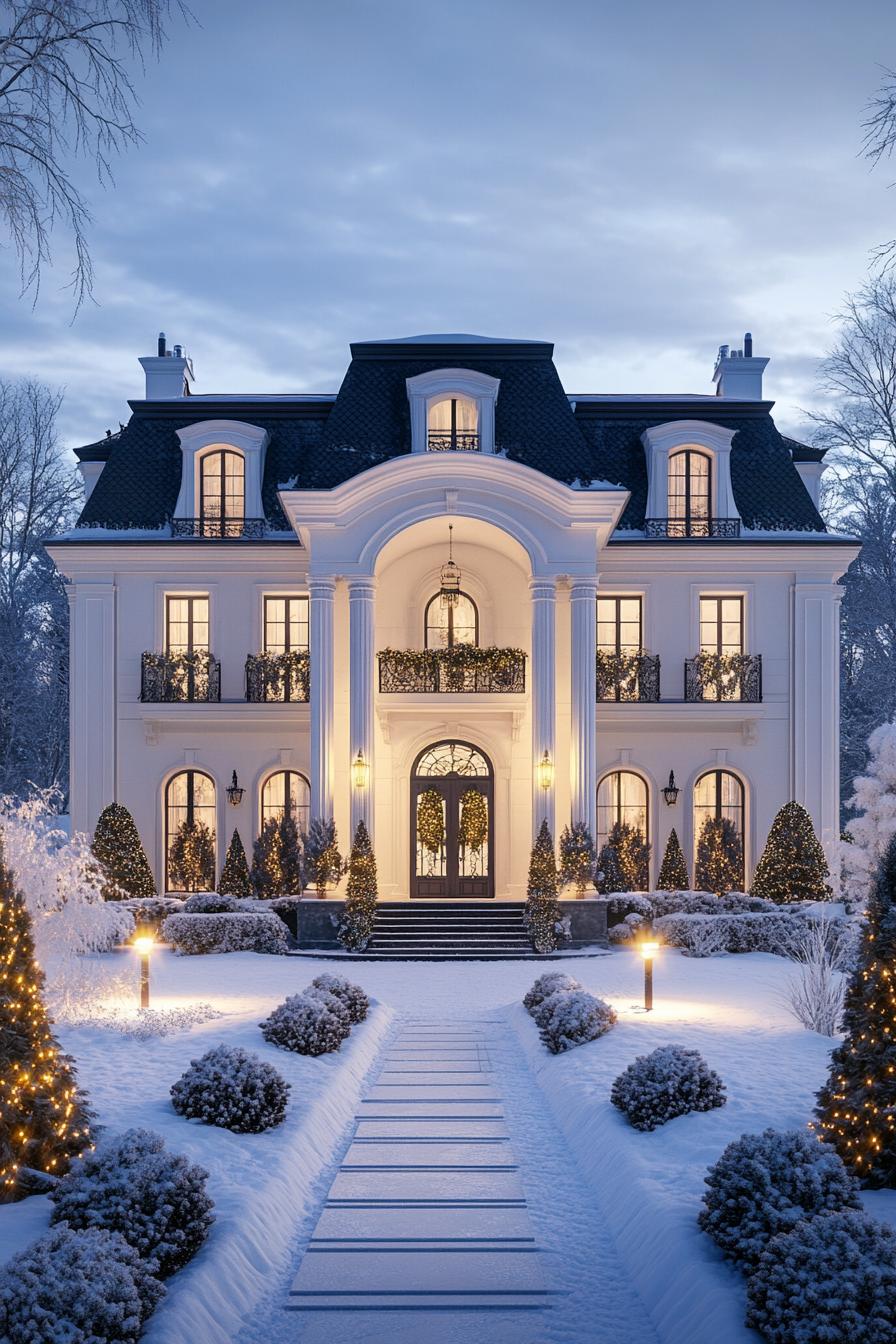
left=424, top=591, right=479, bottom=649
left=261, top=770, right=310, bottom=834
left=415, top=742, right=491, bottom=777
left=597, top=770, right=649, bottom=851
left=693, top=769, right=745, bottom=884
left=165, top=769, right=216, bottom=891
left=427, top=396, right=479, bottom=452
left=199, top=449, right=245, bottom=536
left=668, top=449, right=711, bottom=537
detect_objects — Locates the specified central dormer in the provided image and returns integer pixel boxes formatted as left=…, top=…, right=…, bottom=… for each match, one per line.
left=406, top=366, right=500, bottom=455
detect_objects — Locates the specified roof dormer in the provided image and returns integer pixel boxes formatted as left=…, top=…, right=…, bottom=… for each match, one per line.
left=406, top=368, right=500, bottom=455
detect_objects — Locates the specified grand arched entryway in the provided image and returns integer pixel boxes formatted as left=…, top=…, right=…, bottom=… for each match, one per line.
left=411, top=741, right=494, bottom=899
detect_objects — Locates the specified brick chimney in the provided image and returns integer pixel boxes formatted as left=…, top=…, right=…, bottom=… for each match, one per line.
left=712, top=332, right=769, bottom=399
left=138, top=331, right=194, bottom=398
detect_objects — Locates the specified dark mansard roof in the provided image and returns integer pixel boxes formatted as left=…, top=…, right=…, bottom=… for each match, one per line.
left=72, top=334, right=831, bottom=537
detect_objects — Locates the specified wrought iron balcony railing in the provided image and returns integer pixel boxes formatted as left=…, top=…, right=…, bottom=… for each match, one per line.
left=170, top=516, right=270, bottom=539
left=141, top=651, right=221, bottom=702
left=245, top=651, right=310, bottom=703
left=685, top=652, right=762, bottom=703
left=644, top=518, right=741, bottom=539
left=426, top=431, right=481, bottom=452
left=596, top=651, right=661, bottom=702
left=378, top=647, right=526, bottom=693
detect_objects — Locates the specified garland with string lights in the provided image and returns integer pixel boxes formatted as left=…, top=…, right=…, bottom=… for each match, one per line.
left=91, top=803, right=156, bottom=900
left=0, top=838, right=92, bottom=1203
left=814, top=831, right=896, bottom=1185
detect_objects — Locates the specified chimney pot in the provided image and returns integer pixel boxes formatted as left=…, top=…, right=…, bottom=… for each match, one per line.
left=744, top=331, right=753, bottom=357
left=713, top=334, right=768, bottom=398
left=158, top=331, right=166, bottom=357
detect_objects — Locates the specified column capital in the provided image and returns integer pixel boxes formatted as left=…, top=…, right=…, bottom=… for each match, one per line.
left=347, top=575, right=378, bottom=598
left=528, top=577, right=557, bottom=600
left=569, top=577, right=599, bottom=601
left=308, top=576, right=336, bottom=600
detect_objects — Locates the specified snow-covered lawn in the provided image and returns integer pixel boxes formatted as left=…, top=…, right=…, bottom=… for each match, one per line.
left=3, top=946, right=891, bottom=1344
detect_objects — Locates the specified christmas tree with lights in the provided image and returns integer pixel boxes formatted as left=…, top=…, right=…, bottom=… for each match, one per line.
left=607, top=821, right=650, bottom=891
left=657, top=828, right=689, bottom=890
left=595, top=841, right=625, bottom=894
left=526, top=820, right=561, bottom=953
left=218, top=830, right=252, bottom=898
left=695, top=817, right=743, bottom=896
left=0, top=840, right=92, bottom=1202
left=751, top=800, right=831, bottom=904
left=559, top=822, right=596, bottom=897
left=338, top=821, right=379, bottom=951
left=168, top=820, right=216, bottom=893
left=815, top=831, right=896, bottom=1185
left=91, top=803, right=156, bottom=900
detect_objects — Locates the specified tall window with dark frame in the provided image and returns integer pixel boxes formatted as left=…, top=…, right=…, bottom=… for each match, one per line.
left=597, top=596, right=642, bottom=701
left=166, top=596, right=209, bottom=655
left=427, top=397, right=479, bottom=452
left=699, top=594, right=744, bottom=701
left=199, top=449, right=245, bottom=536
left=261, top=770, right=310, bottom=834
left=264, top=596, right=309, bottom=653
left=165, top=769, right=216, bottom=892
left=424, top=591, right=479, bottom=649
left=596, top=770, right=649, bottom=853
left=668, top=449, right=711, bottom=537
left=693, top=768, right=744, bottom=884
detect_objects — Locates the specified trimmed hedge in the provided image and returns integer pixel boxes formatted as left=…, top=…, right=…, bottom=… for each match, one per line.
left=171, top=1045, right=290, bottom=1132
left=611, top=1045, right=726, bottom=1131
left=161, top=911, right=289, bottom=955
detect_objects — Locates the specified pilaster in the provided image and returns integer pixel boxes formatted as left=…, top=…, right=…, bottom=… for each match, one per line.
left=349, top=577, right=377, bottom=841
left=309, top=577, right=336, bottom=820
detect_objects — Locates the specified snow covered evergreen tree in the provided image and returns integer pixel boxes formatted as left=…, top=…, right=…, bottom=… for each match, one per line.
left=816, top=831, right=896, bottom=1184
left=695, top=816, right=742, bottom=897
left=607, top=821, right=650, bottom=891
left=525, top=820, right=561, bottom=953
left=218, top=830, right=252, bottom=898
left=844, top=718, right=896, bottom=897
left=338, top=821, right=378, bottom=951
left=558, top=821, right=596, bottom=897
left=250, top=818, right=281, bottom=898
left=301, top=817, right=346, bottom=898
left=657, top=828, right=689, bottom=891
left=595, top=841, right=625, bottom=894
left=167, top=820, right=215, bottom=893
left=277, top=812, right=303, bottom=895
left=91, top=803, right=156, bottom=900
left=751, top=801, right=831, bottom=904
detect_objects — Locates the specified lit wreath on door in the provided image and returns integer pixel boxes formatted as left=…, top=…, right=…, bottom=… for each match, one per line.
left=459, top=789, right=488, bottom=876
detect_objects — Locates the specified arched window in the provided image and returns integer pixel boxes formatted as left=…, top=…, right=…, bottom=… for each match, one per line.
left=668, top=449, right=711, bottom=537
left=165, top=770, right=216, bottom=892
left=261, top=770, right=310, bottom=834
left=693, top=769, right=745, bottom=883
left=199, top=449, right=245, bottom=536
left=597, top=771, right=649, bottom=852
left=424, top=591, right=479, bottom=648
left=414, top=741, right=491, bottom=778
left=427, top=396, right=479, bottom=452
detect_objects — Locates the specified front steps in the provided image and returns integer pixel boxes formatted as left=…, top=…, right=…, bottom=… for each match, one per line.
left=364, top=902, right=533, bottom=961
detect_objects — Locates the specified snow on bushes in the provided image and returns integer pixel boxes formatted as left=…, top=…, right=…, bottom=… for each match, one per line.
left=611, top=1045, right=726, bottom=1131
left=745, top=1210, right=896, bottom=1344
left=120, top=895, right=184, bottom=934
left=0, top=1225, right=164, bottom=1344
left=171, top=1045, right=290, bottom=1133
left=603, top=893, right=653, bottom=925
left=260, top=991, right=350, bottom=1055
left=698, top=1128, right=861, bottom=1269
left=304, top=985, right=351, bottom=1031
left=310, top=973, right=369, bottom=1024
left=608, top=912, right=646, bottom=944
left=161, top=911, right=288, bottom=955
left=536, top=989, right=617, bottom=1054
left=182, top=891, right=240, bottom=914
left=50, top=1127, right=214, bottom=1278
left=653, top=910, right=850, bottom=959
left=523, top=971, right=583, bottom=1014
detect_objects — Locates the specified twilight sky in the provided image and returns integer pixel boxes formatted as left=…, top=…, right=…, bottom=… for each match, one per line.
left=1, top=0, right=894, bottom=451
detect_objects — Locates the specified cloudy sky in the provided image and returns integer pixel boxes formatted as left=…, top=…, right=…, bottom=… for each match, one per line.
left=1, top=0, right=894, bottom=451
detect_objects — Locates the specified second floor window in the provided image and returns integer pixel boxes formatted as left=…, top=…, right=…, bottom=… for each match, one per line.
left=668, top=449, right=711, bottom=536
left=166, top=595, right=209, bottom=655
left=428, top=396, right=479, bottom=452
left=700, top=596, right=743, bottom=657
left=597, top=596, right=642, bottom=656
left=200, top=449, right=245, bottom=535
left=264, top=596, right=309, bottom=653
left=425, top=591, right=478, bottom=648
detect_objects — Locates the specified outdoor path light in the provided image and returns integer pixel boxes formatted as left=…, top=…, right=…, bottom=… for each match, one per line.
left=640, top=939, right=659, bottom=1012
left=133, top=933, right=154, bottom=1010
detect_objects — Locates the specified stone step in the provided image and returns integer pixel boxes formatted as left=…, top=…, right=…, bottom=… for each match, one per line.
left=290, top=1245, right=546, bottom=1295
left=312, top=1202, right=532, bottom=1240
left=328, top=1166, right=525, bottom=1202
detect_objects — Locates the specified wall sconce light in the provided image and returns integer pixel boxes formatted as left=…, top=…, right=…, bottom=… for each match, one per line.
left=226, top=770, right=244, bottom=807
left=640, top=939, right=660, bottom=1012
left=537, top=749, right=554, bottom=791
left=662, top=770, right=680, bottom=807
left=352, top=750, right=370, bottom=790
left=132, top=932, right=155, bottom=1010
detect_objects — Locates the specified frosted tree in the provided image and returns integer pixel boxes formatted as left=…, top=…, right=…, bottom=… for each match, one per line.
left=559, top=822, right=596, bottom=897
left=301, top=818, right=346, bottom=898
left=595, top=842, right=625, bottom=895
left=843, top=718, right=896, bottom=898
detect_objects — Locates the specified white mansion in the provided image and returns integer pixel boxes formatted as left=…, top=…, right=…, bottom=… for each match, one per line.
left=48, top=333, right=858, bottom=900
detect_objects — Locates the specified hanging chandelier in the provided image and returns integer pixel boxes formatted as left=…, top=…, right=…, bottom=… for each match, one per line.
left=439, top=524, right=462, bottom=608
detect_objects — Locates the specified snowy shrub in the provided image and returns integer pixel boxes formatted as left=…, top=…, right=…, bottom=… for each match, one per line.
left=120, top=895, right=184, bottom=934
left=784, top=913, right=848, bottom=1035
left=698, top=1128, right=861, bottom=1268
left=522, top=971, right=583, bottom=1014
left=260, top=992, right=350, bottom=1055
left=304, top=985, right=352, bottom=1030
left=171, top=1045, right=290, bottom=1132
left=603, top=893, right=653, bottom=925
left=536, top=989, right=617, bottom=1054
left=50, top=1127, right=214, bottom=1278
left=648, top=890, right=721, bottom=917
left=745, top=1211, right=896, bottom=1344
left=608, top=912, right=645, bottom=944
left=653, top=910, right=846, bottom=959
left=0, top=1225, right=164, bottom=1344
left=611, top=1045, right=726, bottom=1131
left=310, top=973, right=369, bottom=1024
left=182, top=891, right=239, bottom=914
left=161, top=911, right=289, bottom=955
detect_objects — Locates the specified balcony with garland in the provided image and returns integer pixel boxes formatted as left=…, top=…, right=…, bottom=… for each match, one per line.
left=140, top=651, right=221, bottom=703
left=245, top=651, right=310, bottom=702
left=378, top=646, right=526, bottom=694
left=596, top=651, right=661, bottom=702
left=684, top=652, right=763, bottom=703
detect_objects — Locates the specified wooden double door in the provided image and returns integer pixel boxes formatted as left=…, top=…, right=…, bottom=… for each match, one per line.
left=411, top=743, right=494, bottom=899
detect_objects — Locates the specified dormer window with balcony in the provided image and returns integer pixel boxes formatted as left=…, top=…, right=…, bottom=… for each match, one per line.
left=427, top=396, right=479, bottom=452
left=406, top=369, right=500, bottom=455
left=171, top=419, right=269, bottom=538
left=199, top=449, right=245, bottom=537
left=641, top=420, right=741, bottom=539
left=668, top=449, right=711, bottom=538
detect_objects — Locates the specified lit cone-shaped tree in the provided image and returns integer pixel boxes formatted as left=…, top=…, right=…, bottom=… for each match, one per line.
left=657, top=828, right=689, bottom=891
left=0, top=840, right=92, bottom=1202
left=168, top=819, right=215, bottom=893
left=301, top=818, right=346, bottom=899
left=559, top=822, right=596, bottom=898
left=607, top=821, right=650, bottom=891
left=278, top=813, right=304, bottom=896
left=91, top=803, right=156, bottom=900
left=815, top=832, right=896, bottom=1185
left=219, top=830, right=252, bottom=898
left=526, top=820, right=561, bottom=953
left=251, top=818, right=282, bottom=898
left=339, top=821, right=378, bottom=951
left=595, top=843, right=625, bottom=894
left=695, top=817, right=742, bottom=897
left=751, top=801, right=832, bottom=904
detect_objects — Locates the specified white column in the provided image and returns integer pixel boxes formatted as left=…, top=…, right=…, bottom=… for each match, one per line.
left=791, top=580, right=842, bottom=853
left=310, top=577, right=336, bottom=820
left=69, top=580, right=116, bottom=834
left=570, top=578, right=598, bottom=843
left=530, top=578, right=556, bottom=840
left=349, top=576, right=377, bottom=842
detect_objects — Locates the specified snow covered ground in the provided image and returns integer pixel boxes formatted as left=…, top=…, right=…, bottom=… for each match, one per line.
left=2, top=945, right=891, bottom=1344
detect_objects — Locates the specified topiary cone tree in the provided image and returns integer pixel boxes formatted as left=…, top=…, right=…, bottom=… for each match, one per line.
left=595, top=842, right=625, bottom=895
left=751, top=800, right=832, bottom=905
left=815, top=831, right=896, bottom=1185
left=607, top=821, right=650, bottom=891
left=526, top=820, right=562, bottom=953
left=0, top=839, right=92, bottom=1202
left=219, top=829, right=252, bottom=898
left=251, top=817, right=282, bottom=898
left=91, top=803, right=156, bottom=900
left=559, top=821, right=596, bottom=898
left=168, top=819, right=215, bottom=893
left=339, top=821, right=379, bottom=951
left=695, top=816, right=743, bottom=897
left=657, top=828, right=689, bottom=891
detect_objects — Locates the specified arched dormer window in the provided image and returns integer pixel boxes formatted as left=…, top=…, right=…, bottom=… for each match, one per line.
left=668, top=449, right=711, bottom=537
left=425, top=591, right=479, bottom=648
left=200, top=449, right=245, bottom=536
left=427, top=396, right=479, bottom=452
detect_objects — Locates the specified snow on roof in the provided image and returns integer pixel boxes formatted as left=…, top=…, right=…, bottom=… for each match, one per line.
left=358, top=333, right=542, bottom=346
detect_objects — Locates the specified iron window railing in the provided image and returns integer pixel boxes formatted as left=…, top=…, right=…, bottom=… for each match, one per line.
left=378, top=647, right=526, bottom=693
left=245, top=651, right=310, bottom=702
left=141, top=651, right=221, bottom=702
left=644, top=518, right=741, bottom=539
left=170, top=517, right=270, bottom=539
left=426, top=431, right=481, bottom=452
left=596, top=651, right=661, bottom=702
left=685, top=652, right=762, bottom=703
